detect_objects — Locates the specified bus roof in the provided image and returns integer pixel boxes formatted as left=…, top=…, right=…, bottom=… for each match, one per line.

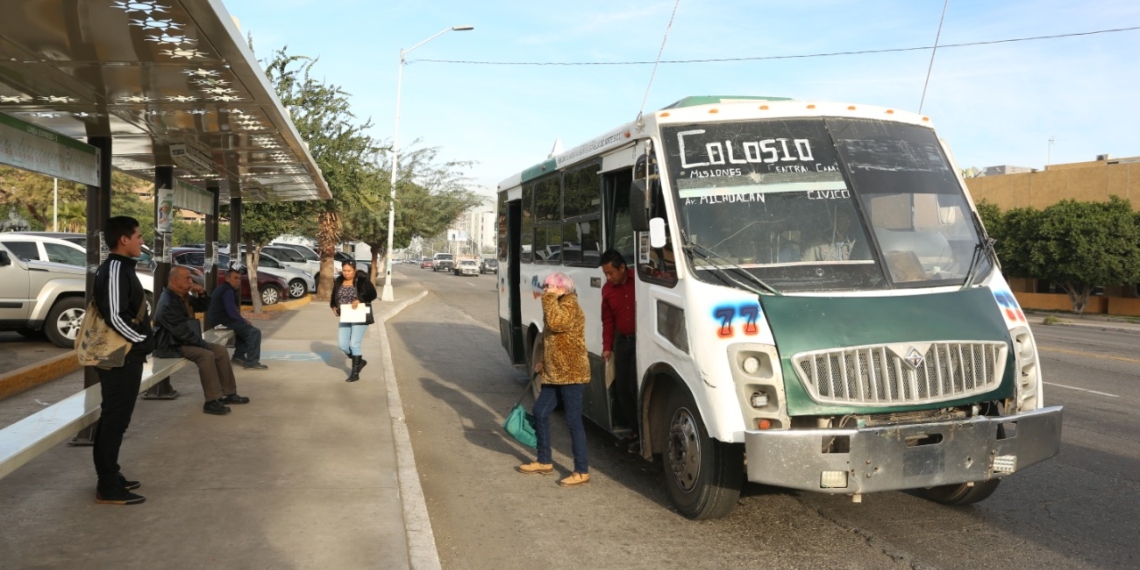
left=497, top=96, right=933, bottom=191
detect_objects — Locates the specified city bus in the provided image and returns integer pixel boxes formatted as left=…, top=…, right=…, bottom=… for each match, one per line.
left=495, top=96, right=1063, bottom=519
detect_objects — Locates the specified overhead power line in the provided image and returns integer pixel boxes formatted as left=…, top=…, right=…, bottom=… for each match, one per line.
left=410, top=25, right=1140, bottom=66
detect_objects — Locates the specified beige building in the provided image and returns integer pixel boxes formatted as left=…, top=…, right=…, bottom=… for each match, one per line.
left=965, top=154, right=1140, bottom=212
left=964, top=154, right=1140, bottom=315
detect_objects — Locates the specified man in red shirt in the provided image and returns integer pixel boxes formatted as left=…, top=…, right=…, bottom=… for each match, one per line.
left=601, top=249, right=638, bottom=447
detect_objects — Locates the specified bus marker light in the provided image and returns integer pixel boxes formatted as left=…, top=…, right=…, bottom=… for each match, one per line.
left=993, top=455, right=1017, bottom=474
left=820, top=471, right=848, bottom=488
left=660, top=112, right=670, bottom=117
left=757, top=419, right=772, bottom=430
left=750, top=391, right=769, bottom=409
left=709, top=108, right=719, bottom=114
left=806, top=104, right=816, bottom=109
left=886, top=109, right=895, bottom=114
left=624, top=131, right=631, bottom=138
left=759, top=105, right=769, bottom=110
left=847, top=105, right=856, bottom=110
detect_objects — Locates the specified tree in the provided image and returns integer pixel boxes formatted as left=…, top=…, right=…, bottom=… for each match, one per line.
left=342, top=146, right=481, bottom=283
left=262, top=47, right=380, bottom=301
left=1031, top=197, right=1140, bottom=313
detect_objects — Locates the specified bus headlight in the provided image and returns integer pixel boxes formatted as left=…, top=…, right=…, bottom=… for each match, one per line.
left=742, top=356, right=761, bottom=375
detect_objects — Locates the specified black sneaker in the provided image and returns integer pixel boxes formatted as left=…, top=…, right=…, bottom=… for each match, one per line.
left=203, top=399, right=232, bottom=415
left=221, top=393, right=250, bottom=405
left=243, top=362, right=269, bottom=370
left=231, top=356, right=246, bottom=366
left=95, top=489, right=146, bottom=505
left=118, top=473, right=141, bottom=491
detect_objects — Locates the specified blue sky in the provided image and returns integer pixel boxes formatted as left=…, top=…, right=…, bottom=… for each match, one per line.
left=224, top=0, right=1140, bottom=196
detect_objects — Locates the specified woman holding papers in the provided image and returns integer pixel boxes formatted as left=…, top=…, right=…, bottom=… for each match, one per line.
left=330, top=261, right=377, bottom=382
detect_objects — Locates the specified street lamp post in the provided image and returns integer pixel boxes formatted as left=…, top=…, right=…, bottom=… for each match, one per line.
left=381, top=24, right=474, bottom=301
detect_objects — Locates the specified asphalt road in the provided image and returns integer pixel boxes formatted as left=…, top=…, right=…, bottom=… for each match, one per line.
left=387, top=265, right=1138, bottom=570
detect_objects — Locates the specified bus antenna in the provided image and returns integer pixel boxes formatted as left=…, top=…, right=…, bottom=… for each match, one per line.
left=636, top=0, right=683, bottom=129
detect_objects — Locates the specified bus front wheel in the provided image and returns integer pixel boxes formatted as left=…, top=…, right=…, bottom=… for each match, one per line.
left=919, top=479, right=1001, bottom=506
left=661, top=387, right=743, bottom=519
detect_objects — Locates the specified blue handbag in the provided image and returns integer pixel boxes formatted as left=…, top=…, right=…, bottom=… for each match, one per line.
left=503, top=403, right=537, bottom=449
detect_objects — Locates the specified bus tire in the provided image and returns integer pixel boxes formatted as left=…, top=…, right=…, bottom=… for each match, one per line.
left=661, top=387, right=743, bottom=519
left=919, top=479, right=1001, bottom=506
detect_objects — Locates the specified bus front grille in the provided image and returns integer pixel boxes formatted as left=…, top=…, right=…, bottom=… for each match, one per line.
left=792, top=341, right=1007, bottom=407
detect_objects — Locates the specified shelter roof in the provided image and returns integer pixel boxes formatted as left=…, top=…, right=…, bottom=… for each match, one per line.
left=0, top=0, right=330, bottom=203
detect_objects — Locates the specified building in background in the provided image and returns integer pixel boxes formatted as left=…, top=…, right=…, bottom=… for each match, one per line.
left=451, top=194, right=496, bottom=257
left=966, top=154, right=1140, bottom=213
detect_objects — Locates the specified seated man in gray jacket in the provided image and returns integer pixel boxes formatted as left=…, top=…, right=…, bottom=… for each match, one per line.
left=153, top=266, right=251, bottom=415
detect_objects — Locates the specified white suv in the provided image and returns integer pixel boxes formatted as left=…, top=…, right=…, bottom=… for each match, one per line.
left=0, top=234, right=155, bottom=346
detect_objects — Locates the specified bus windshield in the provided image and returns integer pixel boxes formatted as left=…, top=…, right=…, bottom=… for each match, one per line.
left=661, top=118, right=991, bottom=293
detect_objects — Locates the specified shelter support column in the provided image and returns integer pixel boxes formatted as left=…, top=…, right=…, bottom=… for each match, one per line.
left=142, top=166, right=179, bottom=400
left=204, top=185, right=220, bottom=294
left=229, top=197, right=241, bottom=264
left=70, top=136, right=112, bottom=446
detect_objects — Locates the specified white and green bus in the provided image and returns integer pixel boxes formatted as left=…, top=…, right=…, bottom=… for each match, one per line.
left=495, top=96, right=1062, bottom=519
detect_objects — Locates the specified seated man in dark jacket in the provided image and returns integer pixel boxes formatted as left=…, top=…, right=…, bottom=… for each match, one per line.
left=206, top=268, right=267, bottom=370
left=154, top=266, right=250, bottom=415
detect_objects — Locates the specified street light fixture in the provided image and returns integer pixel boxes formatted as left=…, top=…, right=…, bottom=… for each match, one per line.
left=381, top=24, right=474, bottom=302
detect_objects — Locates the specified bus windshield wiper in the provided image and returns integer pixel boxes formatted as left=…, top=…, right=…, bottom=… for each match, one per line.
left=683, top=242, right=781, bottom=295
left=961, top=237, right=995, bottom=290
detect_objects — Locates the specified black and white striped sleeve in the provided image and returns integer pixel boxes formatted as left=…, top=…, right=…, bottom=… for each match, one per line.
left=106, top=259, right=147, bottom=343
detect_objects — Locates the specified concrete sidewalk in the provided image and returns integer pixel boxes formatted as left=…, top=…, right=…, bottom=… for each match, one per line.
left=0, top=279, right=432, bottom=570
left=1024, top=310, right=1140, bottom=335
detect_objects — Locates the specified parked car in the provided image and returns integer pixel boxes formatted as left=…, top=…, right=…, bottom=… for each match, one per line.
left=0, top=233, right=157, bottom=313
left=171, top=249, right=287, bottom=305
left=0, top=242, right=91, bottom=347
left=454, top=258, right=479, bottom=276
left=11, top=231, right=157, bottom=271
left=252, top=252, right=314, bottom=298
left=480, top=258, right=499, bottom=274
left=432, top=253, right=454, bottom=273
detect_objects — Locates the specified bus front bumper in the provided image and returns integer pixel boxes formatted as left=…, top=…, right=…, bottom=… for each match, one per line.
left=744, top=406, right=1062, bottom=494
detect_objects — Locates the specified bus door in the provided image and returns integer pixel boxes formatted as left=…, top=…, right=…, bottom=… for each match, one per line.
left=500, top=198, right=526, bottom=365
left=586, top=167, right=636, bottom=434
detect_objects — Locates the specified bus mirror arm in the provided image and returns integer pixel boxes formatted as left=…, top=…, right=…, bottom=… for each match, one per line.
left=630, top=180, right=650, bottom=231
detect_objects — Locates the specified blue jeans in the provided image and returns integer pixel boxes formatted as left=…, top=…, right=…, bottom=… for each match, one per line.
left=338, top=323, right=367, bottom=356
left=533, top=383, right=588, bottom=473
left=229, top=321, right=262, bottom=364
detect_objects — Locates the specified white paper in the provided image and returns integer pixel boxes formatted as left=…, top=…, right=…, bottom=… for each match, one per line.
left=339, top=304, right=369, bottom=323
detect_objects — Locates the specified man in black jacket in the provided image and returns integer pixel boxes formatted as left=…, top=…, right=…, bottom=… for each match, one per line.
left=91, top=216, right=154, bottom=505
left=154, top=266, right=250, bottom=415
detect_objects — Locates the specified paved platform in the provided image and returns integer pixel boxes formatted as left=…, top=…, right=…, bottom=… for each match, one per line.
left=0, top=279, right=432, bottom=570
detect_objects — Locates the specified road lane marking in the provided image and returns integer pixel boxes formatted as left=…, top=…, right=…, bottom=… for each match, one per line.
left=1043, top=381, right=1119, bottom=398
left=1037, top=345, right=1140, bottom=365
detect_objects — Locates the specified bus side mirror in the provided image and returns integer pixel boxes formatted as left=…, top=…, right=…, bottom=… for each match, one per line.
left=649, top=218, right=667, bottom=248
left=0, top=250, right=9, bottom=267
left=630, top=179, right=649, bottom=231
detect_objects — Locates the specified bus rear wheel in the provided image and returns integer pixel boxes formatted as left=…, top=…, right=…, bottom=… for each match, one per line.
left=919, top=479, right=1001, bottom=506
left=661, top=387, right=743, bottom=519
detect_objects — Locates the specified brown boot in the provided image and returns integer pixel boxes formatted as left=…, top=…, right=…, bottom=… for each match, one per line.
left=516, top=462, right=554, bottom=475
left=558, top=472, right=590, bottom=487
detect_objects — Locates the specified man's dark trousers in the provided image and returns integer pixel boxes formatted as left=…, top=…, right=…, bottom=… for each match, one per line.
left=230, top=321, right=262, bottom=364
left=613, top=333, right=638, bottom=434
left=92, top=354, right=144, bottom=493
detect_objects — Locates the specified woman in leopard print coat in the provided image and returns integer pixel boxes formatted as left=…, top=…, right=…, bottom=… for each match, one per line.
left=516, top=272, right=592, bottom=487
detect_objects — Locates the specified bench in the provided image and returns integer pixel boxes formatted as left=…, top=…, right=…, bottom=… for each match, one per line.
left=0, top=328, right=234, bottom=480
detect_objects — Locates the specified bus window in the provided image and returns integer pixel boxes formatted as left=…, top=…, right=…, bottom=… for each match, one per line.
left=604, top=169, right=635, bottom=263
left=562, top=219, right=601, bottom=266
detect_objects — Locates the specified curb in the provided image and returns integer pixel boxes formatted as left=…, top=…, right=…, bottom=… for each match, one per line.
left=257, top=294, right=312, bottom=312
left=0, top=351, right=82, bottom=402
left=1038, top=321, right=1140, bottom=335
left=375, top=289, right=439, bottom=570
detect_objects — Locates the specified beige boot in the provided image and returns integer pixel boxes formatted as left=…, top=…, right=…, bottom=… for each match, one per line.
left=516, top=462, right=554, bottom=475
left=558, top=472, right=590, bottom=487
